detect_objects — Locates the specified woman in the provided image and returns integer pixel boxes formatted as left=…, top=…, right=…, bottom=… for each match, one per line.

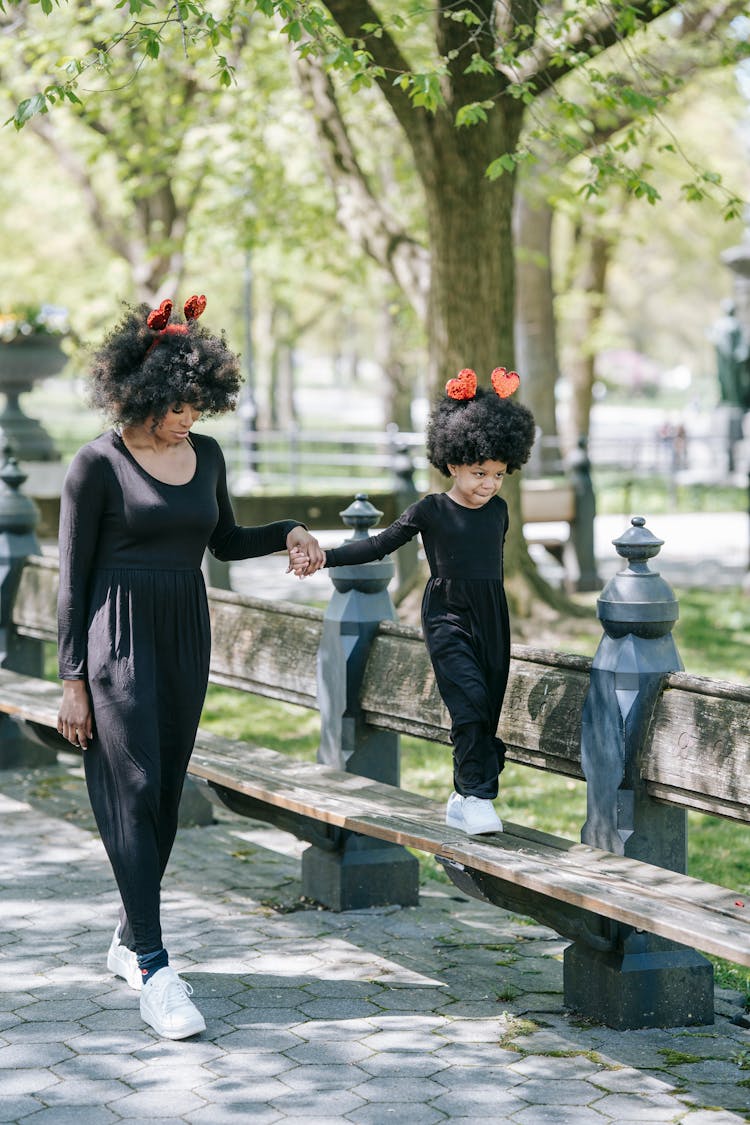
left=57, top=296, right=324, bottom=1040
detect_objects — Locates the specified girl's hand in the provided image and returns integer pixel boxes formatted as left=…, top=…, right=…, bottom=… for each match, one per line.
left=57, top=680, right=94, bottom=750
left=287, top=545, right=311, bottom=578
left=286, top=528, right=326, bottom=574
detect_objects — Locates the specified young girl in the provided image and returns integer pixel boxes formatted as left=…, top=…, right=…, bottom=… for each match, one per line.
left=293, top=366, right=535, bottom=836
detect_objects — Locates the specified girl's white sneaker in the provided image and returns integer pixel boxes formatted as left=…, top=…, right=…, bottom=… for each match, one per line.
left=461, top=796, right=503, bottom=835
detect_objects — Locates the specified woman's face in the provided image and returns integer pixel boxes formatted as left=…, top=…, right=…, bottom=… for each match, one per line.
left=151, top=403, right=203, bottom=444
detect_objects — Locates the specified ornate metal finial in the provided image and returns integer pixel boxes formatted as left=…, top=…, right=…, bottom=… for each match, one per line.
left=0, top=435, right=39, bottom=535
left=0, top=438, right=28, bottom=494
left=597, top=516, right=678, bottom=640
left=611, top=515, right=664, bottom=568
left=330, top=493, right=393, bottom=597
left=339, top=493, right=383, bottom=541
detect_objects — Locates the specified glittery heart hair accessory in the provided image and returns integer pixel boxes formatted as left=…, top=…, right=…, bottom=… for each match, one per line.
left=445, top=368, right=478, bottom=400
left=146, top=295, right=206, bottom=351
left=490, top=366, right=520, bottom=398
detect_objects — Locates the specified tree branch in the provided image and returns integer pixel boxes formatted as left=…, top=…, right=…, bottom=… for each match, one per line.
left=292, top=48, right=430, bottom=322
left=28, top=117, right=135, bottom=265
left=500, top=0, right=685, bottom=90
left=320, top=0, right=436, bottom=165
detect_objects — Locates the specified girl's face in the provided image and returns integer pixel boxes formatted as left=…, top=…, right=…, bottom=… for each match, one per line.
left=447, top=459, right=507, bottom=508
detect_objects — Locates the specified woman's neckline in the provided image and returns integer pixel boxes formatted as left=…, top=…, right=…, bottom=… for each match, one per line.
left=112, top=429, right=198, bottom=488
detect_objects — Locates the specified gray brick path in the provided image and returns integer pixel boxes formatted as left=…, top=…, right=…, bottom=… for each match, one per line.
left=1, top=756, right=749, bottom=1124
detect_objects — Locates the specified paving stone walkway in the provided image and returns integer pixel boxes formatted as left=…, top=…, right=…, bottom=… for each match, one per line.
left=1, top=756, right=749, bottom=1125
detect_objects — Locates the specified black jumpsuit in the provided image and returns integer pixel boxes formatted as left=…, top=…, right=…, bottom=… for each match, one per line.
left=326, top=492, right=510, bottom=799
left=57, top=430, right=301, bottom=955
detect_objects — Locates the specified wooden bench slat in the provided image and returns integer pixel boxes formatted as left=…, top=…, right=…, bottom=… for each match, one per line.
left=188, top=734, right=750, bottom=967
left=643, top=676, right=750, bottom=822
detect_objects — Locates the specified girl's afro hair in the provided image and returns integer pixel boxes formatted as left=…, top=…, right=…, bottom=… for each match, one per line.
left=87, top=303, right=242, bottom=427
left=426, top=388, right=536, bottom=477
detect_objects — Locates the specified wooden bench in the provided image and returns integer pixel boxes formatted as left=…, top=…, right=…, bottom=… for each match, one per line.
left=2, top=546, right=749, bottom=1032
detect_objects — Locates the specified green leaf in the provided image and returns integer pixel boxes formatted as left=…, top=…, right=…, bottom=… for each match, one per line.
left=11, top=93, right=48, bottom=130
left=282, top=19, right=302, bottom=41
left=455, top=100, right=494, bottom=128
left=444, top=7, right=482, bottom=26
left=463, top=53, right=495, bottom=77
left=485, top=153, right=517, bottom=180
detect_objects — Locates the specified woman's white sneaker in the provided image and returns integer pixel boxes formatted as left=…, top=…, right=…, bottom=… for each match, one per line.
left=140, top=966, right=206, bottom=1040
left=461, top=796, right=503, bottom=835
left=107, top=925, right=142, bottom=991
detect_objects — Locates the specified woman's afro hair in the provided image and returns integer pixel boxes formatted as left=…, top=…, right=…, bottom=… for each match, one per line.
left=426, top=387, right=536, bottom=477
left=87, top=303, right=242, bottom=427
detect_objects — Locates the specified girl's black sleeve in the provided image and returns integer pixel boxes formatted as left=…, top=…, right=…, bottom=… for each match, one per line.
left=326, top=500, right=426, bottom=567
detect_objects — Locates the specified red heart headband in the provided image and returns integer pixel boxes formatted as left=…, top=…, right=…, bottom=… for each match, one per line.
left=445, top=367, right=520, bottom=401
left=146, top=295, right=206, bottom=353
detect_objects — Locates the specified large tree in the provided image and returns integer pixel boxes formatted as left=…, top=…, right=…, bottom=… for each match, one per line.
left=277, top=0, right=718, bottom=609
left=7, top=0, right=746, bottom=611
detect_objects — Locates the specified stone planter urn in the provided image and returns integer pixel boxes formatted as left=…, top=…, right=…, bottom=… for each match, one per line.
left=0, top=335, right=66, bottom=461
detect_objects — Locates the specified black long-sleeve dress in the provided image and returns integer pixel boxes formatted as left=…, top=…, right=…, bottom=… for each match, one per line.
left=326, top=492, right=510, bottom=799
left=58, top=430, right=300, bottom=954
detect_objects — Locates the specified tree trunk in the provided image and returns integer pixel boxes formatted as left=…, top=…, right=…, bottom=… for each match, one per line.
left=375, top=295, right=418, bottom=431
left=514, top=180, right=562, bottom=470
left=565, top=232, right=611, bottom=444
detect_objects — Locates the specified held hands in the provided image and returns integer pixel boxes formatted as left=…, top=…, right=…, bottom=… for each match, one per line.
left=288, top=545, right=313, bottom=578
left=57, top=680, right=94, bottom=750
left=286, top=528, right=326, bottom=578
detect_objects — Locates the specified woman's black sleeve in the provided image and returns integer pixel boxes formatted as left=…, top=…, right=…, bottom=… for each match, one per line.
left=57, top=449, right=106, bottom=680
left=208, top=441, right=301, bottom=561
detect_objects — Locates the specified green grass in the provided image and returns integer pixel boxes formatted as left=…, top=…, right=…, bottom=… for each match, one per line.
left=593, top=470, right=745, bottom=516
left=672, top=588, right=750, bottom=683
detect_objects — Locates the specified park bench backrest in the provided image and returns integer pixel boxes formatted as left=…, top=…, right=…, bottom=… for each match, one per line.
left=9, top=552, right=750, bottom=824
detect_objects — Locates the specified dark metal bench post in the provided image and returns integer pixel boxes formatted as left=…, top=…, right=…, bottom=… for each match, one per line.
left=565, top=435, right=600, bottom=592
left=302, top=493, right=420, bottom=911
left=387, top=428, right=420, bottom=601
left=564, top=516, right=714, bottom=1028
left=0, top=441, right=56, bottom=767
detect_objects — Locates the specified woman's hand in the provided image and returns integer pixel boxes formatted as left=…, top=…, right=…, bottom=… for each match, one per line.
left=57, top=680, right=94, bottom=750
left=286, top=527, right=326, bottom=575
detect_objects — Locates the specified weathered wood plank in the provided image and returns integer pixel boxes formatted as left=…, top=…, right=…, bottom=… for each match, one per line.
left=187, top=732, right=750, bottom=969
left=11, top=556, right=324, bottom=708
left=2, top=667, right=749, bottom=967
left=0, top=670, right=61, bottom=725
left=360, top=624, right=588, bottom=777
left=12, top=555, right=59, bottom=643
left=644, top=675, right=750, bottom=824
left=208, top=590, right=323, bottom=707
left=10, top=559, right=750, bottom=817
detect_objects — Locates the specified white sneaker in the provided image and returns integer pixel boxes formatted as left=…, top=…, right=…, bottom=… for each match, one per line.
left=445, top=792, right=464, bottom=828
left=461, top=796, right=503, bottom=835
left=140, top=965, right=206, bottom=1040
left=107, top=925, right=142, bottom=991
